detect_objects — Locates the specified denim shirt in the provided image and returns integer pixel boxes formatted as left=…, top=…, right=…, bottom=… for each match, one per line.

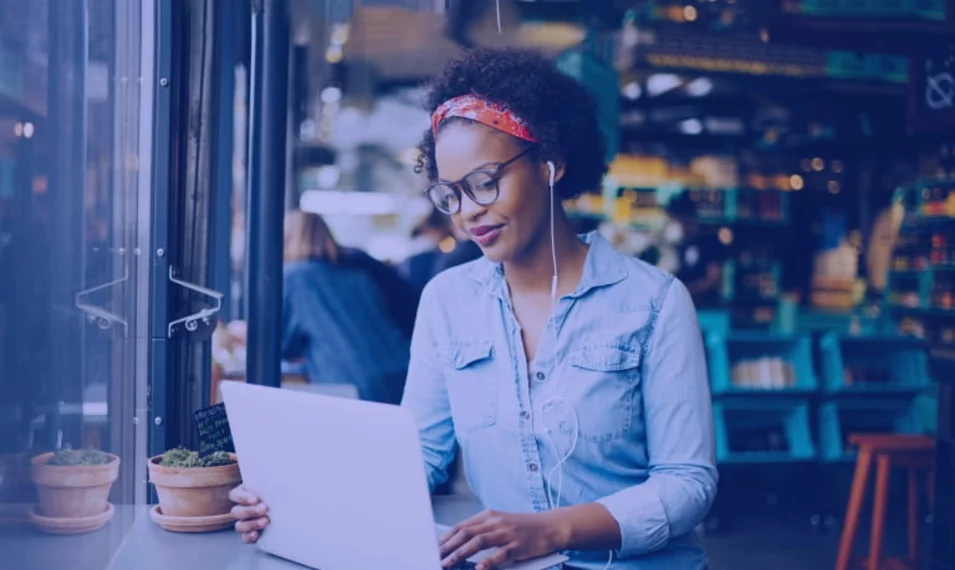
left=401, top=232, right=718, bottom=569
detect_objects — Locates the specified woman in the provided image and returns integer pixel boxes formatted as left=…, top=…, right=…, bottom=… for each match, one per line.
left=232, top=48, right=717, bottom=570
left=280, top=210, right=415, bottom=404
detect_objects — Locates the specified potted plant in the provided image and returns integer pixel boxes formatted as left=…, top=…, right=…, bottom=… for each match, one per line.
left=147, top=447, right=240, bottom=531
left=29, top=446, right=120, bottom=534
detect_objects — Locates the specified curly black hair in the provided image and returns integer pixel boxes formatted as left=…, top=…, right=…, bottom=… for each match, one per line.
left=414, top=47, right=607, bottom=200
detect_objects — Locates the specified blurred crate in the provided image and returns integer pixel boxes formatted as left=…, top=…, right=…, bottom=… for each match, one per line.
left=706, top=332, right=817, bottom=395
left=819, top=333, right=931, bottom=394
left=819, top=399, right=925, bottom=462
left=714, top=399, right=816, bottom=463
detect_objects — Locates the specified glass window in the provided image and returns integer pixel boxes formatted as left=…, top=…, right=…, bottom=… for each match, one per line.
left=0, top=0, right=153, bottom=566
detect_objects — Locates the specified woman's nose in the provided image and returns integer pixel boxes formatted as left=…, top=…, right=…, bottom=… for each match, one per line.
left=457, top=191, right=488, bottom=220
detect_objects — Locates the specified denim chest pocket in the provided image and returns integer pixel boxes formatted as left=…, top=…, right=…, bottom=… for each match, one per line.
left=444, top=342, right=499, bottom=434
left=563, top=344, right=643, bottom=443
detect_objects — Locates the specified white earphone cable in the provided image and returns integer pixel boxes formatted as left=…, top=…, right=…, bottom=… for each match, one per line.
left=540, top=162, right=611, bottom=569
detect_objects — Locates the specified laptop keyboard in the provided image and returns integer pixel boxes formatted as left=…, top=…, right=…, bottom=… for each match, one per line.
left=447, top=562, right=477, bottom=570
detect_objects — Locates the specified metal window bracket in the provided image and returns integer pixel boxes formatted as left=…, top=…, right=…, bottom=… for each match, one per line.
left=75, top=269, right=130, bottom=334
left=167, top=266, right=224, bottom=338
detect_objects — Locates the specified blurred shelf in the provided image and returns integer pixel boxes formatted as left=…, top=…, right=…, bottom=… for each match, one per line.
left=707, top=332, right=817, bottom=395
left=716, top=386, right=817, bottom=396
left=698, top=309, right=731, bottom=336
left=931, top=347, right=955, bottom=363
left=716, top=452, right=816, bottom=465
left=795, top=309, right=880, bottom=335
left=819, top=399, right=925, bottom=462
left=819, top=333, right=932, bottom=395
left=714, top=399, right=816, bottom=464
left=565, top=186, right=792, bottom=228
left=886, top=304, right=955, bottom=318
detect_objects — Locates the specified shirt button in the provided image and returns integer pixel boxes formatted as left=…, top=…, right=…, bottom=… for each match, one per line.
left=520, top=411, right=531, bottom=420
left=528, top=463, right=539, bottom=472
left=535, top=372, right=546, bottom=381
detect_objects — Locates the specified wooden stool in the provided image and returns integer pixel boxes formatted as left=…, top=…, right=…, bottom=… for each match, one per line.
left=835, top=434, right=935, bottom=570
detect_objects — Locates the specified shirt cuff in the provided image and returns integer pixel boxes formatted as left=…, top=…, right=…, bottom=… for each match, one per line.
left=596, top=483, right=670, bottom=557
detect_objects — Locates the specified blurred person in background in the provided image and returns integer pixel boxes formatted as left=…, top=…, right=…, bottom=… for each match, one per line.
left=865, top=202, right=903, bottom=301
left=281, top=210, right=416, bottom=404
left=399, top=206, right=482, bottom=297
left=666, top=192, right=727, bottom=307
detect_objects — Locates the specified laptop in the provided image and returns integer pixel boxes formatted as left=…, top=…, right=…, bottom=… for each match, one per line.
left=221, top=382, right=568, bottom=570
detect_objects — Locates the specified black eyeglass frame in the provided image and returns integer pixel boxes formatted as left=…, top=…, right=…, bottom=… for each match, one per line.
left=424, top=146, right=534, bottom=215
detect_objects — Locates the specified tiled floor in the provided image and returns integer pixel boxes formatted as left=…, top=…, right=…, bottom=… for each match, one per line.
left=700, top=470, right=934, bottom=570
left=702, top=512, right=841, bottom=569
left=703, top=512, right=937, bottom=570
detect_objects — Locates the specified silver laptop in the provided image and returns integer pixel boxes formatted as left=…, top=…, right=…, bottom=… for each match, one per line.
left=221, top=382, right=568, bottom=570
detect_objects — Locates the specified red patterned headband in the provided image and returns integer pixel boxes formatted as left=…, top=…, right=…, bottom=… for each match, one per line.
left=430, top=94, right=537, bottom=143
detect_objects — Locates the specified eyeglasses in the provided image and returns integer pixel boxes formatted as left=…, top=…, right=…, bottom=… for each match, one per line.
left=425, top=147, right=533, bottom=215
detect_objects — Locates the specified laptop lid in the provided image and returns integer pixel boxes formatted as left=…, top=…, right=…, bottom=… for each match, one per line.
left=221, top=382, right=442, bottom=570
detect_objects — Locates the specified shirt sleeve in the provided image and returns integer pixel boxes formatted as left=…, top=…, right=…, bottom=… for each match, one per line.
left=400, top=280, right=457, bottom=492
left=596, top=278, right=718, bottom=557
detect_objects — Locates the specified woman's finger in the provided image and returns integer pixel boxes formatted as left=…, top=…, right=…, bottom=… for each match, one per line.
left=234, top=516, right=269, bottom=534
left=438, top=527, right=470, bottom=559
left=441, top=529, right=506, bottom=568
left=231, top=503, right=268, bottom=522
left=229, top=486, right=259, bottom=505
left=475, top=545, right=516, bottom=570
left=439, top=510, right=492, bottom=547
left=234, top=518, right=259, bottom=534
left=243, top=530, right=259, bottom=544
left=439, top=520, right=492, bottom=558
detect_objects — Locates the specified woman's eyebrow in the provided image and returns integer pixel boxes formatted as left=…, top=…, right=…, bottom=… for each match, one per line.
left=438, top=161, right=502, bottom=183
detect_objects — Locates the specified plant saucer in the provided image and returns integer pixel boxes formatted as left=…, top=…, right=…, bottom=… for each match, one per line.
left=27, top=502, right=114, bottom=535
left=149, top=505, right=234, bottom=533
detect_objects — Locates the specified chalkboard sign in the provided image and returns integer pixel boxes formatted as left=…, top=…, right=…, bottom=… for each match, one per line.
left=908, top=41, right=955, bottom=133
left=194, top=403, right=235, bottom=457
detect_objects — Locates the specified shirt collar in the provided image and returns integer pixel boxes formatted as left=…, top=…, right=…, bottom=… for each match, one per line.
left=466, top=231, right=628, bottom=299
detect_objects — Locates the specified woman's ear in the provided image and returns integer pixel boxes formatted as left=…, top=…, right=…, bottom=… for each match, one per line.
left=540, top=160, right=566, bottom=187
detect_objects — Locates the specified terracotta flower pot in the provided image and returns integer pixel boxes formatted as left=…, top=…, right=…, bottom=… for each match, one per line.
left=30, top=452, right=120, bottom=519
left=147, top=454, right=241, bottom=518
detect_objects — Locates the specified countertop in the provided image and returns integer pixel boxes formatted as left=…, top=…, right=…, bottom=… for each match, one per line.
left=0, top=495, right=483, bottom=570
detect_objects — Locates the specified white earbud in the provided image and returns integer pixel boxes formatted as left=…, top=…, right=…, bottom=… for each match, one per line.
left=547, top=160, right=558, bottom=301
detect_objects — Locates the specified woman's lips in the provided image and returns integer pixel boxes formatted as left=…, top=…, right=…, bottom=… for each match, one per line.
left=470, top=225, right=503, bottom=246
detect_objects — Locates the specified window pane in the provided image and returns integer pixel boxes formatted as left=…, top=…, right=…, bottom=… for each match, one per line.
left=0, top=0, right=152, bottom=566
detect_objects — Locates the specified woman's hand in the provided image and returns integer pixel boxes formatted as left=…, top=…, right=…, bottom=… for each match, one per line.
left=229, top=485, right=270, bottom=543
left=438, top=509, right=568, bottom=570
